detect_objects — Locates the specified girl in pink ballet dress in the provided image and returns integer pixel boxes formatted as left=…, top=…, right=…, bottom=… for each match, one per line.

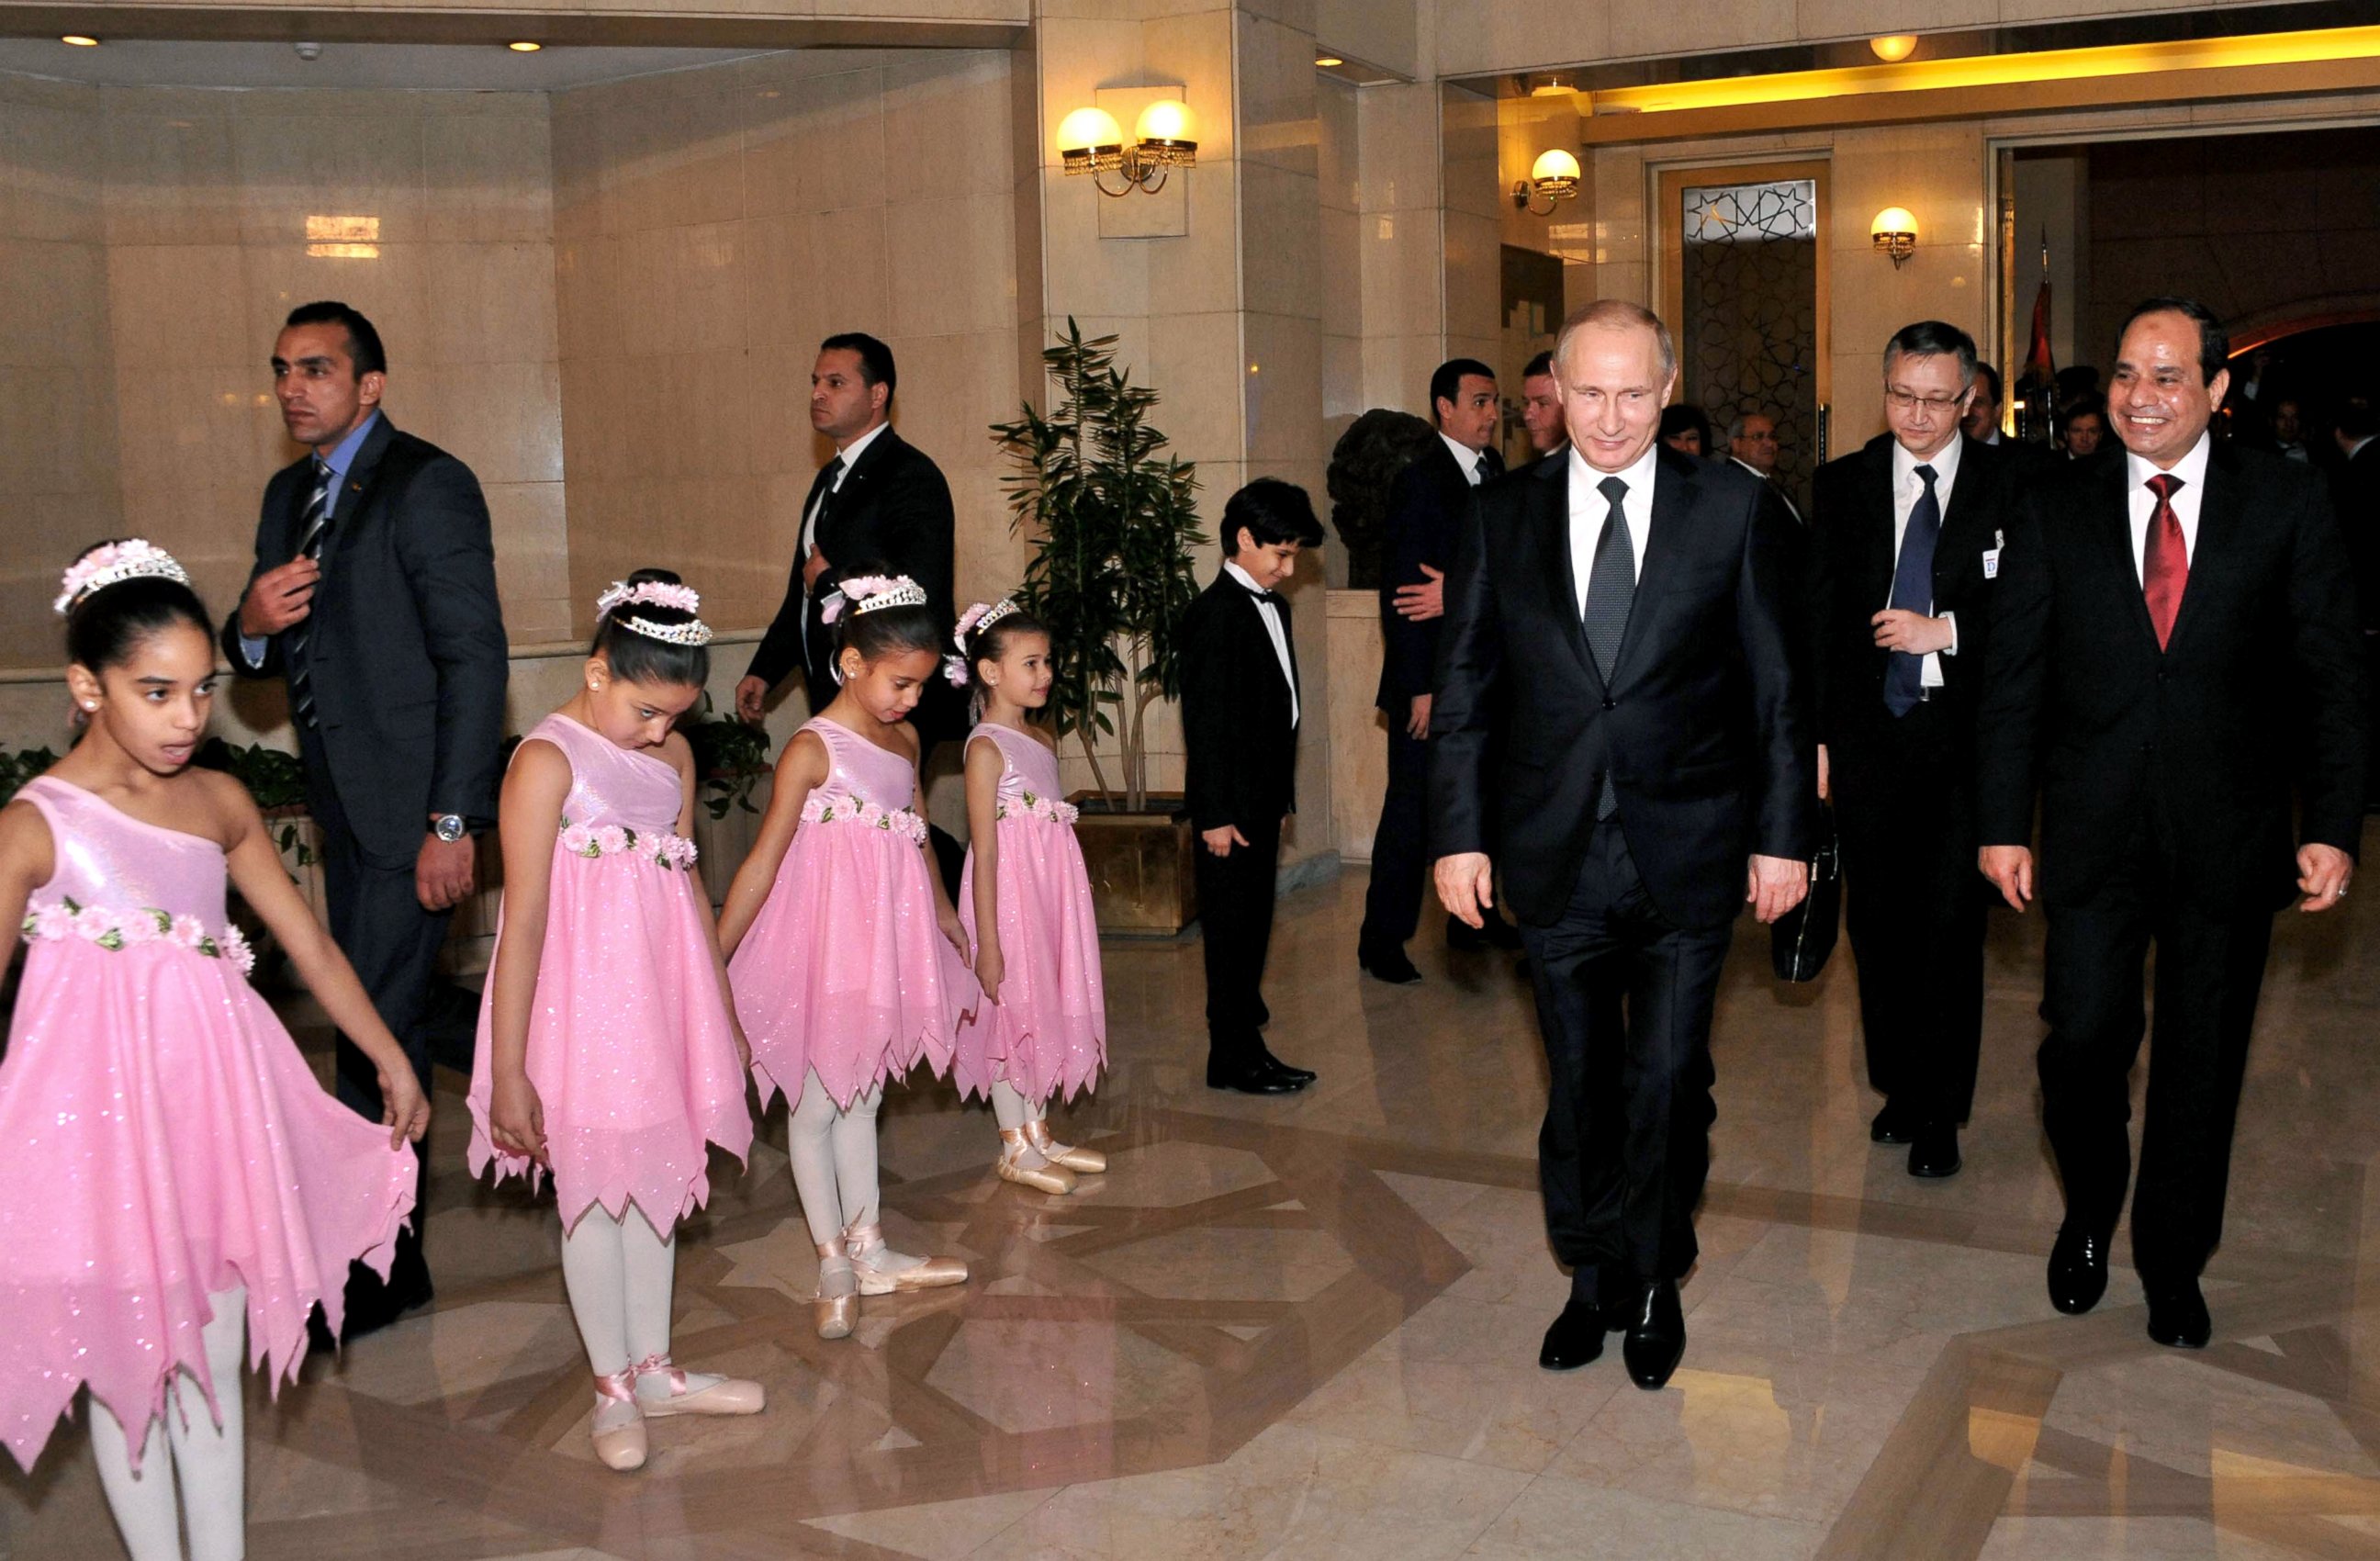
left=951, top=601, right=1109, bottom=1196
left=0, top=541, right=426, bottom=1561
left=720, top=572, right=976, bottom=1341
left=468, top=571, right=762, bottom=1473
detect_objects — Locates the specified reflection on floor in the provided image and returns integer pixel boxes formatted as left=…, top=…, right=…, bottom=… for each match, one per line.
left=6, top=840, right=2380, bottom=1559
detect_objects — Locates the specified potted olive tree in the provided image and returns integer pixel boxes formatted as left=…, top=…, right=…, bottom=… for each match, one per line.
left=993, top=320, right=1205, bottom=935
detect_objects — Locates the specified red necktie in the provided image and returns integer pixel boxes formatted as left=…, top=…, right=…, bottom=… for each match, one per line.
left=2142, top=473, right=2187, bottom=650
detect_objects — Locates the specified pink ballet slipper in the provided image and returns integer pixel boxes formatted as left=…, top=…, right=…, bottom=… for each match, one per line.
left=846, top=1220, right=969, bottom=1295
left=590, top=1366, right=647, bottom=1471
left=1023, top=1117, right=1106, bottom=1176
left=631, top=1353, right=765, bottom=1418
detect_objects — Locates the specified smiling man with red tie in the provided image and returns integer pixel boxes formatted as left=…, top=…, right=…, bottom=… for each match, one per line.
left=1978, top=296, right=2368, bottom=1351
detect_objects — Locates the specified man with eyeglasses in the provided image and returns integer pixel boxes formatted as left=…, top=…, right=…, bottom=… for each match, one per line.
left=1809, top=320, right=2023, bottom=1182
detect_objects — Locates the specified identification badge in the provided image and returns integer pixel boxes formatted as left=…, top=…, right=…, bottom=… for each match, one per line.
left=1982, top=548, right=2001, bottom=580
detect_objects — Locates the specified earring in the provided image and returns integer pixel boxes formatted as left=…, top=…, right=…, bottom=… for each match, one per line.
left=81, top=700, right=97, bottom=711
left=587, top=679, right=600, bottom=692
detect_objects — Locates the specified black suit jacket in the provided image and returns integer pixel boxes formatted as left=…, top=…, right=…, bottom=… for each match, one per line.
left=1429, top=446, right=1817, bottom=930
left=1811, top=433, right=2018, bottom=769
left=1180, top=571, right=1300, bottom=833
left=1977, top=442, right=2369, bottom=911
left=222, top=414, right=510, bottom=866
left=747, top=425, right=957, bottom=697
left=2332, top=439, right=2380, bottom=631
left=1375, top=438, right=1474, bottom=712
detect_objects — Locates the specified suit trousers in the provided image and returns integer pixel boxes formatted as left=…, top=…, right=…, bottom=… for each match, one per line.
left=2038, top=817, right=2275, bottom=1282
left=305, top=729, right=450, bottom=1298
left=1521, top=819, right=1733, bottom=1295
left=1358, top=724, right=1430, bottom=951
left=1832, top=700, right=1988, bottom=1126
left=1196, top=815, right=1282, bottom=1060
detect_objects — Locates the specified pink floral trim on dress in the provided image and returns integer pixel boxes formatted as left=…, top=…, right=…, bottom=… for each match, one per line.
left=996, top=790, right=1080, bottom=826
left=20, top=896, right=255, bottom=975
left=557, top=820, right=700, bottom=870
left=800, top=795, right=930, bottom=845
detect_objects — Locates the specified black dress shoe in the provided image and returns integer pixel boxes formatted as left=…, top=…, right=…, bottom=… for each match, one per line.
left=1358, top=946, right=1423, bottom=985
left=1907, top=1123, right=1961, bottom=1179
left=1255, top=1044, right=1316, bottom=1085
left=2047, top=1227, right=2112, bottom=1315
left=1207, top=1055, right=1303, bottom=1094
left=1538, top=1300, right=1609, bottom=1371
left=2145, top=1278, right=2211, bottom=1349
left=1869, top=1103, right=1914, bottom=1145
left=1619, top=1280, right=1687, bottom=1390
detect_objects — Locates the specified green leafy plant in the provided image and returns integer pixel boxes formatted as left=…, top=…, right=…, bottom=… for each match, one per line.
left=1327, top=409, right=1436, bottom=590
left=195, top=739, right=314, bottom=870
left=992, top=319, right=1204, bottom=811
left=0, top=746, right=59, bottom=807
left=681, top=696, right=773, bottom=821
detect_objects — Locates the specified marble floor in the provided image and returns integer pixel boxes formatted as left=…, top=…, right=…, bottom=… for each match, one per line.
left=6, top=837, right=2380, bottom=1560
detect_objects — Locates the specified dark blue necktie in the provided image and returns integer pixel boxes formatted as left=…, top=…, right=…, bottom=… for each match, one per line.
left=1883, top=463, right=1940, bottom=717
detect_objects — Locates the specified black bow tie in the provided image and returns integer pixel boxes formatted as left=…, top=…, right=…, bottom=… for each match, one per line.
left=1243, top=585, right=1284, bottom=608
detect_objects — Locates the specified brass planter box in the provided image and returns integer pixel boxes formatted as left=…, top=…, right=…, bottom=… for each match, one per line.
left=1069, top=791, right=1200, bottom=937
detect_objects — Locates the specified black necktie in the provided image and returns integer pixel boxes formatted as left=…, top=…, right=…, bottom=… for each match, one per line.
left=1476, top=447, right=1506, bottom=482
left=1883, top=463, right=1941, bottom=716
left=287, top=456, right=334, bottom=729
left=1582, top=476, right=1635, bottom=819
left=802, top=455, right=844, bottom=556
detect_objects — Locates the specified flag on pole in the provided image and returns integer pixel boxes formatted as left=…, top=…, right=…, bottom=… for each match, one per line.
left=2021, top=230, right=2055, bottom=390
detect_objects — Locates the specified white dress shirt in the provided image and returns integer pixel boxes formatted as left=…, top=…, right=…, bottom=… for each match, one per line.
left=1223, top=559, right=1298, bottom=727
left=2125, top=432, right=2212, bottom=582
left=1889, top=436, right=1962, bottom=690
left=1729, top=455, right=1802, bottom=522
left=1441, top=431, right=1488, bottom=488
left=1567, top=442, right=1658, bottom=613
left=803, top=419, right=889, bottom=560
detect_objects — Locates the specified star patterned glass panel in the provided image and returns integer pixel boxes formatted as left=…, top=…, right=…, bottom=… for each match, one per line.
left=1680, top=178, right=1820, bottom=506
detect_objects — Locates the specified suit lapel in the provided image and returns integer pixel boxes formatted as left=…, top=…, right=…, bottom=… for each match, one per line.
left=1536, top=458, right=1600, bottom=688
left=2166, top=445, right=2239, bottom=653
left=2093, top=455, right=2161, bottom=651
left=1609, top=453, right=1695, bottom=689
left=315, top=414, right=397, bottom=567
left=1858, top=444, right=1897, bottom=604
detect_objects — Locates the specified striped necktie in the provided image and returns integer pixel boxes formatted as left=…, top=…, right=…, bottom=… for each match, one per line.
left=287, top=456, right=334, bottom=729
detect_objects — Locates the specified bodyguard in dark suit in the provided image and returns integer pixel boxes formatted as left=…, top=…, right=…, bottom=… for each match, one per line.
left=227, top=301, right=509, bottom=1332
left=1979, top=297, right=2367, bottom=1350
left=1432, top=301, right=1816, bottom=1388
left=737, top=333, right=957, bottom=722
left=1811, top=321, right=2020, bottom=1179
left=2331, top=402, right=2380, bottom=806
left=1181, top=479, right=1327, bottom=1095
left=1357, top=357, right=1515, bottom=983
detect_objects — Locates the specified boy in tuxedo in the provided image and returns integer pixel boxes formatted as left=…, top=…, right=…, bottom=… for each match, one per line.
left=1181, top=478, right=1328, bottom=1095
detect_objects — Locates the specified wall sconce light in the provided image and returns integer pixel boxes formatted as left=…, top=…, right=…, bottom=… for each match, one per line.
left=1061, top=100, right=1199, bottom=197
left=1513, top=149, right=1582, bottom=215
left=1869, top=34, right=1919, bottom=62
left=1870, top=207, right=1917, bottom=267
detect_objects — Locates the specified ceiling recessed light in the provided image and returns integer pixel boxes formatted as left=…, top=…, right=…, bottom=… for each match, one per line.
left=508, top=39, right=542, bottom=52
left=61, top=34, right=98, bottom=46
left=1869, top=34, right=1918, bottom=62
left=1315, top=54, right=1343, bottom=67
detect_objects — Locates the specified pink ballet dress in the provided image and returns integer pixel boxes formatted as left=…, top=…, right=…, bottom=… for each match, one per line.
left=0, top=776, right=416, bottom=1473
left=465, top=714, right=752, bottom=1234
left=731, top=716, right=974, bottom=1111
left=956, top=724, right=1106, bottom=1105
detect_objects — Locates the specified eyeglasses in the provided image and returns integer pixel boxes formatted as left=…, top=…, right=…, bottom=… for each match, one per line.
left=1884, top=388, right=1964, bottom=412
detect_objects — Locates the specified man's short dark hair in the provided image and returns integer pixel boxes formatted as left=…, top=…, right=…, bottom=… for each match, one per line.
left=2338, top=400, right=2380, bottom=443
left=820, top=331, right=897, bottom=401
left=2061, top=397, right=2106, bottom=432
left=1972, top=361, right=2003, bottom=405
left=2116, top=296, right=2229, bottom=386
left=1522, top=350, right=1555, bottom=381
left=284, top=300, right=386, bottom=377
left=1882, top=320, right=1978, bottom=387
left=1220, top=477, right=1325, bottom=556
left=1429, top=357, right=1496, bottom=423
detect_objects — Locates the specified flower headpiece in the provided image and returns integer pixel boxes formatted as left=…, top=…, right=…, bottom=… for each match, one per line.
left=821, top=574, right=928, bottom=625
left=954, top=598, right=1019, bottom=652
left=55, top=540, right=191, bottom=616
left=596, top=578, right=713, bottom=647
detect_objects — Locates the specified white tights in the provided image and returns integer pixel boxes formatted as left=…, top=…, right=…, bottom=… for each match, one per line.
left=990, top=1077, right=1038, bottom=1132
left=558, top=1206, right=677, bottom=1379
left=788, top=1071, right=884, bottom=1247
left=88, top=1286, right=246, bottom=1561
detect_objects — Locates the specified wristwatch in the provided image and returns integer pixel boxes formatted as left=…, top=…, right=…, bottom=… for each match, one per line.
left=431, top=814, right=466, bottom=843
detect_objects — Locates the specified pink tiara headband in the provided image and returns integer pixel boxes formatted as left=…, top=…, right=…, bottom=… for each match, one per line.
left=596, top=578, right=713, bottom=646
left=56, top=540, right=190, bottom=615
left=954, top=598, right=1019, bottom=652
left=821, top=574, right=927, bottom=624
